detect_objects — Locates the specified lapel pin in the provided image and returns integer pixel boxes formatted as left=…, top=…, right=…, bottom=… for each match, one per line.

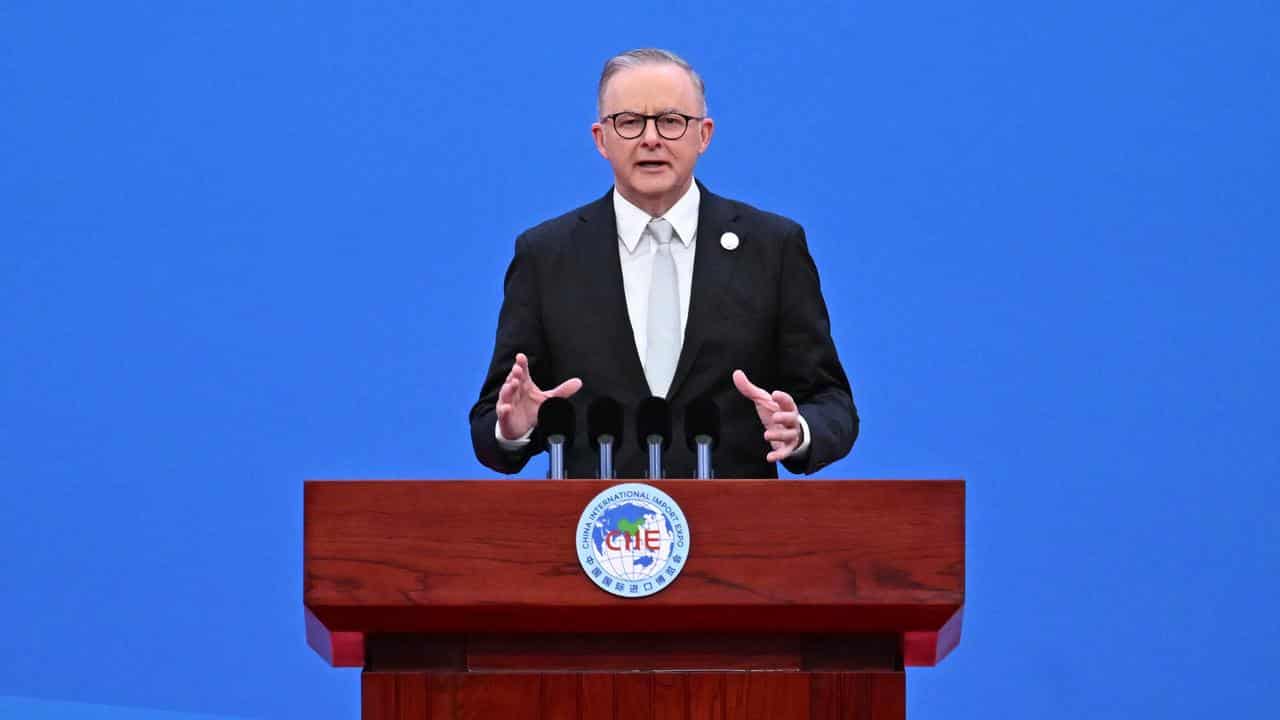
left=720, top=232, right=740, bottom=251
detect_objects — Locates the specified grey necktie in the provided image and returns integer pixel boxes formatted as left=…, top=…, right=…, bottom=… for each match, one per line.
left=644, top=218, right=681, bottom=398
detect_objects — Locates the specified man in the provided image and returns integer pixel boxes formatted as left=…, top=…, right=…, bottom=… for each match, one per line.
left=469, top=48, right=857, bottom=479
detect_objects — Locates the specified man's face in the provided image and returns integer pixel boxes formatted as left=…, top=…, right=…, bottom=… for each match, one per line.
left=592, top=63, right=714, bottom=215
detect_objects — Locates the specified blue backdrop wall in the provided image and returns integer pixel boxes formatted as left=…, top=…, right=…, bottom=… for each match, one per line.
left=2, top=1, right=1277, bottom=718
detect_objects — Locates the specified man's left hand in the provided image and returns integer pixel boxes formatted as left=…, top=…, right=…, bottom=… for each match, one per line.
left=733, top=369, right=803, bottom=463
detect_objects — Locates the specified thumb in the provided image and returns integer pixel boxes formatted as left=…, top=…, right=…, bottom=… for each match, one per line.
left=732, top=369, right=772, bottom=404
left=545, top=377, right=583, bottom=399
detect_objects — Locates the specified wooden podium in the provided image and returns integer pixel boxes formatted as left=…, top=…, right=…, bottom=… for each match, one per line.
left=305, top=480, right=964, bottom=719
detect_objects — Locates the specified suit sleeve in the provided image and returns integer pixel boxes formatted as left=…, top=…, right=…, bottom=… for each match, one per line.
left=469, top=232, right=546, bottom=474
left=775, top=224, right=859, bottom=474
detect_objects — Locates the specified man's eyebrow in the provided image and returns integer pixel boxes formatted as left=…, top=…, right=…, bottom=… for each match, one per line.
left=613, top=107, right=683, bottom=116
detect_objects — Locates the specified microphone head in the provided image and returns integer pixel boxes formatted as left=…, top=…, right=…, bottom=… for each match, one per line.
left=636, top=396, right=673, bottom=451
left=684, top=396, right=721, bottom=451
left=587, top=397, right=624, bottom=451
left=536, top=397, right=575, bottom=449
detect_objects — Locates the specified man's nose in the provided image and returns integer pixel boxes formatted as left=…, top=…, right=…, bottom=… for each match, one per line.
left=640, top=118, right=664, bottom=144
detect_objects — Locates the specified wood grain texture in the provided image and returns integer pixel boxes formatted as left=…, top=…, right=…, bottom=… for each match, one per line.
left=359, top=671, right=905, bottom=720
left=688, top=673, right=724, bottom=720
left=724, top=673, right=749, bottom=719
left=361, top=673, right=396, bottom=720
left=426, top=673, right=456, bottom=719
left=745, top=673, right=809, bottom=720
left=868, top=673, right=906, bottom=719
left=653, top=673, right=687, bottom=720
left=803, top=672, right=906, bottom=720
left=613, top=673, right=653, bottom=720
left=539, top=674, right=580, bottom=719
left=808, top=673, right=841, bottom=720
left=580, top=674, right=614, bottom=718
left=305, top=479, right=963, bottom=640
left=457, top=674, right=541, bottom=720
left=395, top=673, right=427, bottom=720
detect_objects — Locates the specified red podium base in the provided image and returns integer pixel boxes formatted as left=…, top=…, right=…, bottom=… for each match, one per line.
left=363, top=670, right=904, bottom=720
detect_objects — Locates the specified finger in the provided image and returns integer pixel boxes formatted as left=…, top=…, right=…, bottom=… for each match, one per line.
left=769, top=410, right=799, bottom=428
left=546, top=377, right=583, bottom=398
left=766, top=446, right=794, bottom=463
left=496, top=402, right=512, bottom=418
left=732, top=369, right=773, bottom=404
left=501, top=368, right=525, bottom=395
left=771, top=390, right=798, bottom=413
left=764, top=428, right=799, bottom=443
left=514, top=367, right=543, bottom=398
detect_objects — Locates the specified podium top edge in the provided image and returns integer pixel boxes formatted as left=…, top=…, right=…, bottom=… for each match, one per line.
left=302, top=478, right=967, bottom=484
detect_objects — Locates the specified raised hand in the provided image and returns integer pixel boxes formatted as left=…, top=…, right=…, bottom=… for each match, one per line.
left=732, top=369, right=803, bottom=463
left=496, top=353, right=583, bottom=440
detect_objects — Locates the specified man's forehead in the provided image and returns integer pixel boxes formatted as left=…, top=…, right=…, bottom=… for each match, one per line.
left=602, top=64, right=700, bottom=112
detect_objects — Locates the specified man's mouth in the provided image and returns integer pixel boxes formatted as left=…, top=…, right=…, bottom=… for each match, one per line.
left=636, top=161, right=668, bottom=170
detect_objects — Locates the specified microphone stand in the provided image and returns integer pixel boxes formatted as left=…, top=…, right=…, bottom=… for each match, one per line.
left=647, top=434, right=663, bottom=480
left=548, top=433, right=567, bottom=480
left=694, top=434, right=713, bottom=480
left=637, top=396, right=671, bottom=481
left=597, top=433, right=615, bottom=480
left=538, top=397, right=575, bottom=481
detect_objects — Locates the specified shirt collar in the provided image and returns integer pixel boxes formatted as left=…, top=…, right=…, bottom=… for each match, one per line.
left=614, top=180, right=700, bottom=254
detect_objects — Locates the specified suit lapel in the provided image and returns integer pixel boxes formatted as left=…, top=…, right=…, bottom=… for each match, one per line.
left=667, top=183, right=741, bottom=400
left=573, top=189, right=651, bottom=396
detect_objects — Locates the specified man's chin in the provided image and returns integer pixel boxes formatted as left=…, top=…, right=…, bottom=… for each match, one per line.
left=629, top=174, right=674, bottom=193
left=625, top=173, right=689, bottom=201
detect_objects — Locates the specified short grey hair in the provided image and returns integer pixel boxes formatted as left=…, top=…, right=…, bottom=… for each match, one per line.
left=597, top=48, right=708, bottom=118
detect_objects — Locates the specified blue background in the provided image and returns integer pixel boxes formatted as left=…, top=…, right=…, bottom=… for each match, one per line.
left=2, top=1, right=1276, bottom=718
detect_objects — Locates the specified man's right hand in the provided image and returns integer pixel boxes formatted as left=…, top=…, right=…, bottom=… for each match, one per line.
left=496, top=352, right=583, bottom=441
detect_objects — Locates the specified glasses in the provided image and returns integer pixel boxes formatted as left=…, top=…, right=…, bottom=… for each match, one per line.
left=601, top=111, right=704, bottom=140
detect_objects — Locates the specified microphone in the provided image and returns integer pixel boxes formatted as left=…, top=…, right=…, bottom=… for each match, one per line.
left=636, top=397, right=672, bottom=480
left=684, top=397, right=721, bottom=480
left=537, top=397, right=575, bottom=480
left=587, top=397, right=624, bottom=479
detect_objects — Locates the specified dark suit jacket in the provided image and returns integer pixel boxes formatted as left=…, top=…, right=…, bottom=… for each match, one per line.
left=469, top=182, right=857, bottom=479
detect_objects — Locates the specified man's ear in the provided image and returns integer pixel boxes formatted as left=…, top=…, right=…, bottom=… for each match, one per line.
left=698, top=117, right=715, bottom=154
left=591, top=123, right=609, bottom=160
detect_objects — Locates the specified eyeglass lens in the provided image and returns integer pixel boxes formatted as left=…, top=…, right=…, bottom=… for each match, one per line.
left=613, top=113, right=689, bottom=140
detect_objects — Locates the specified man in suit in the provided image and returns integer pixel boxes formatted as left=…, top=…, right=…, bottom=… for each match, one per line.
left=469, top=48, right=857, bottom=479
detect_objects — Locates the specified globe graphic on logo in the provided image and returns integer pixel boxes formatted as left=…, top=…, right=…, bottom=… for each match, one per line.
left=590, top=499, right=675, bottom=582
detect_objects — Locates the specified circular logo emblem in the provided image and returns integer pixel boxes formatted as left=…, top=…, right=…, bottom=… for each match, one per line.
left=576, top=483, right=690, bottom=598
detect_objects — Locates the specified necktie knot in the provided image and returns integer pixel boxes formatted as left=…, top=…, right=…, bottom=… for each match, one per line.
left=647, top=217, right=675, bottom=247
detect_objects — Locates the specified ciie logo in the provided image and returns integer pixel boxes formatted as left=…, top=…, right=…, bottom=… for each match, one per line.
left=576, top=483, right=689, bottom=598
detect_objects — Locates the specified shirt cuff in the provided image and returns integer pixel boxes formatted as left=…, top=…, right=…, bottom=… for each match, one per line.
left=495, top=420, right=534, bottom=450
left=792, top=412, right=812, bottom=458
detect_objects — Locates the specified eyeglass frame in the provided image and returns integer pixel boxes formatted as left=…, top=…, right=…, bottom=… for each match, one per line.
left=599, top=111, right=706, bottom=140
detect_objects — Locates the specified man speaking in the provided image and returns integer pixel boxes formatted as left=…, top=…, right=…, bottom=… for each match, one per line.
left=469, top=48, right=857, bottom=479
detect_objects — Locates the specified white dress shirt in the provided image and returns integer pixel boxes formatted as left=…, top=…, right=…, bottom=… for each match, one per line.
left=497, top=179, right=809, bottom=459
left=615, top=180, right=700, bottom=364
